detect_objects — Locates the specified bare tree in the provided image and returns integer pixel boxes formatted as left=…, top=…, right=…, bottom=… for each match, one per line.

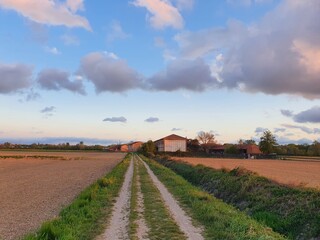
left=197, top=131, right=216, bottom=145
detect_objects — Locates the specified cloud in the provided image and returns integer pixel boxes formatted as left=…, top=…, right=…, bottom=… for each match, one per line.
left=175, top=20, right=248, bottom=59
left=79, top=52, right=142, bottom=93
left=40, top=106, right=55, bottom=113
left=0, top=0, right=91, bottom=30
left=293, top=106, right=320, bottom=123
left=171, top=127, right=182, bottom=131
left=280, top=109, right=294, bottom=117
left=148, top=58, right=218, bottom=91
left=175, top=0, right=320, bottom=99
left=254, top=127, right=268, bottom=135
left=37, top=69, right=85, bottom=95
left=25, top=89, right=41, bottom=101
left=274, top=128, right=286, bottom=133
left=44, top=46, right=61, bottom=55
left=103, top=117, right=127, bottom=123
left=132, top=0, right=183, bottom=29
left=145, top=117, right=159, bottom=123
left=282, top=124, right=320, bottom=135
left=107, top=21, right=129, bottom=42
left=0, top=62, right=33, bottom=94
left=61, top=34, right=80, bottom=45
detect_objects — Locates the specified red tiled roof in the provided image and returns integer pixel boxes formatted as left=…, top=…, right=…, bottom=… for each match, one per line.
left=155, top=134, right=187, bottom=142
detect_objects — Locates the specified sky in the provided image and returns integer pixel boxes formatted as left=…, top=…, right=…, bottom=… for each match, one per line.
left=0, top=0, right=319, bottom=145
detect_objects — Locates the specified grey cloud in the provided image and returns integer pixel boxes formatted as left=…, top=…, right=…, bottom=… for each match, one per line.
left=255, top=127, right=268, bottom=134
left=0, top=63, right=33, bottom=94
left=25, top=89, right=41, bottom=101
left=103, top=117, right=127, bottom=123
left=148, top=59, right=218, bottom=91
left=282, top=124, right=320, bottom=135
left=40, top=106, right=55, bottom=113
left=175, top=1, right=320, bottom=99
left=27, top=21, right=48, bottom=44
left=274, top=128, right=286, bottom=133
left=175, top=20, right=248, bottom=59
left=281, top=109, right=294, bottom=117
left=107, top=21, right=129, bottom=43
left=79, top=52, right=142, bottom=93
left=172, top=128, right=182, bottom=131
left=61, top=34, right=80, bottom=46
left=145, top=117, right=159, bottom=123
left=37, top=69, right=85, bottom=95
left=293, top=106, right=320, bottom=123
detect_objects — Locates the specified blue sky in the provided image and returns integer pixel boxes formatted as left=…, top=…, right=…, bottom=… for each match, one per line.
left=0, top=0, right=319, bottom=145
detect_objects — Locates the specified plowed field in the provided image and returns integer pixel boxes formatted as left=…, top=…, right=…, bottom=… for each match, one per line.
left=172, top=157, right=320, bottom=189
left=0, top=151, right=125, bottom=240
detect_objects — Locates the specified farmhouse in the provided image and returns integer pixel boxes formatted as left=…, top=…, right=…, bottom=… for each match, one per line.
left=128, top=141, right=143, bottom=152
left=155, top=134, right=187, bottom=152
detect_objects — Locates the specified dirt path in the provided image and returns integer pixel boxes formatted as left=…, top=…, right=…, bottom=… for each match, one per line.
left=137, top=155, right=204, bottom=240
left=100, top=154, right=204, bottom=240
left=97, top=157, right=134, bottom=240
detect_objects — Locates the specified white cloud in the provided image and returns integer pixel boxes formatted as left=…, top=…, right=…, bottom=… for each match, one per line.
left=44, top=46, right=61, bottom=55
left=132, top=0, right=183, bottom=29
left=0, top=0, right=91, bottom=30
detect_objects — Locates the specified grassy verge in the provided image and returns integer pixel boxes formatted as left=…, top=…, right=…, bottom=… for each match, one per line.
left=23, top=154, right=131, bottom=240
left=155, top=157, right=320, bottom=239
left=138, top=156, right=186, bottom=240
left=129, top=156, right=139, bottom=240
left=140, top=155, right=285, bottom=240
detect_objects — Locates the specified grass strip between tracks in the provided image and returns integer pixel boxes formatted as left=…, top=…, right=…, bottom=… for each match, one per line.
left=138, top=156, right=186, bottom=240
left=23, top=154, right=131, bottom=240
left=140, top=155, right=286, bottom=240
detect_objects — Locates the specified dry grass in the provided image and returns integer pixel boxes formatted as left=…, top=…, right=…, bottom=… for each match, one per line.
left=0, top=151, right=125, bottom=240
left=172, top=157, right=320, bottom=189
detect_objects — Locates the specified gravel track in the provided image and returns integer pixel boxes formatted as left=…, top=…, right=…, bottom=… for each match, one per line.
left=0, top=152, right=125, bottom=240
left=97, top=157, right=134, bottom=240
left=137, top=155, right=204, bottom=240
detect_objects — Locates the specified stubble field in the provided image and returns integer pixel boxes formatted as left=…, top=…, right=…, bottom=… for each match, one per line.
left=173, top=157, right=320, bottom=189
left=0, top=151, right=125, bottom=240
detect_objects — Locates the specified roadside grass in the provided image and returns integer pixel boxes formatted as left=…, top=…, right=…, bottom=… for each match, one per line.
left=140, top=155, right=286, bottom=240
left=138, top=156, right=187, bottom=240
left=129, top=156, right=139, bottom=240
left=22, top=154, right=131, bottom=240
left=156, top=157, right=320, bottom=239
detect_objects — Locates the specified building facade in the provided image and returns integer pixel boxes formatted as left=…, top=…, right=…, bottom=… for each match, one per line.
left=155, top=134, right=187, bottom=152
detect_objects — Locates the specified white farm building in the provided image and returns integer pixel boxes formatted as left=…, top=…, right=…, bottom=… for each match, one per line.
left=154, top=134, right=187, bottom=152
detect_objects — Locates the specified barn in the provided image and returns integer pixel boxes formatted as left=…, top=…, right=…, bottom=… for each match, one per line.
left=154, top=134, right=187, bottom=152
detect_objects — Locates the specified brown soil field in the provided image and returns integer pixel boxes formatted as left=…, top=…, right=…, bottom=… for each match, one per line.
left=0, top=151, right=125, bottom=240
left=172, top=157, right=320, bottom=189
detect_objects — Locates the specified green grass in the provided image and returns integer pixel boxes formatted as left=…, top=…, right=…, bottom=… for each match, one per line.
left=155, top=157, right=320, bottom=239
left=141, top=155, right=286, bottom=240
left=129, top=156, right=140, bottom=240
left=22, top=154, right=131, bottom=240
left=138, top=156, right=186, bottom=240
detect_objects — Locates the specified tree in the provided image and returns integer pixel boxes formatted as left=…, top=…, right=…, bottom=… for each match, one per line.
left=197, top=131, right=215, bottom=145
left=244, top=139, right=256, bottom=145
left=187, top=139, right=200, bottom=152
left=259, top=130, right=277, bottom=154
left=139, top=140, right=156, bottom=156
